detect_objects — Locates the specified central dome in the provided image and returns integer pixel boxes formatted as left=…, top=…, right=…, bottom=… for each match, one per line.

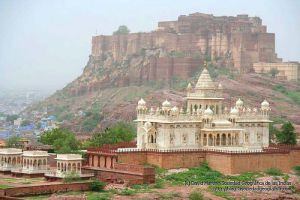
left=195, top=68, right=217, bottom=89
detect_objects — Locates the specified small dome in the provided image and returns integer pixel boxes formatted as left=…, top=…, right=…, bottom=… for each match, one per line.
left=236, top=98, right=244, bottom=107
left=171, top=106, right=178, bottom=112
left=261, top=99, right=269, bottom=107
left=218, top=83, right=223, bottom=89
left=150, top=107, right=155, bottom=114
left=204, top=107, right=213, bottom=115
left=162, top=99, right=171, bottom=107
left=144, top=121, right=152, bottom=129
left=230, top=107, right=239, bottom=115
left=179, top=108, right=184, bottom=114
left=138, top=98, right=146, bottom=106
left=187, top=83, right=192, bottom=90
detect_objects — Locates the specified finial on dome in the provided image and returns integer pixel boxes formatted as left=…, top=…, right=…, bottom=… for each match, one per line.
left=138, top=98, right=146, bottom=106
left=187, top=82, right=192, bottom=91
left=261, top=99, right=270, bottom=111
left=162, top=99, right=171, bottom=107
left=204, top=107, right=213, bottom=115
left=218, top=83, right=223, bottom=89
left=236, top=98, right=243, bottom=107
left=230, top=107, right=239, bottom=115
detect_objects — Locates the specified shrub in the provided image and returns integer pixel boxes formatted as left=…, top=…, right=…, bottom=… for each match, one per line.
left=265, top=168, right=283, bottom=176
left=189, top=190, right=204, bottom=200
left=158, top=192, right=181, bottom=200
left=119, top=188, right=135, bottom=196
left=89, top=179, right=106, bottom=191
left=276, top=121, right=297, bottom=145
left=293, top=166, right=300, bottom=176
left=63, top=171, right=81, bottom=183
left=165, top=162, right=222, bottom=185
left=152, top=178, right=165, bottom=189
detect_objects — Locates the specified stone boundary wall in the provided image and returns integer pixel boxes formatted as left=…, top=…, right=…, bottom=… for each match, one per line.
left=117, top=148, right=300, bottom=174
left=117, top=150, right=206, bottom=169
left=0, top=182, right=90, bottom=197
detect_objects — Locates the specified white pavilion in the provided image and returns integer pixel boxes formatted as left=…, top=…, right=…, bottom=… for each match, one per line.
left=0, top=148, right=23, bottom=172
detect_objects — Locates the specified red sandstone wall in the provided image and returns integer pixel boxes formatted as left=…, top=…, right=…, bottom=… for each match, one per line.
left=205, top=153, right=232, bottom=175
left=1, top=183, right=90, bottom=197
left=118, top=149, right=300, bottom=175
left=206, top=150, right=300, bottom=175
left=118, top=151, right=205, bottom=169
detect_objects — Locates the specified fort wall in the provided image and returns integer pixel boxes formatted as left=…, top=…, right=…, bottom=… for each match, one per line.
left=91, top=13, right=278, bottom=72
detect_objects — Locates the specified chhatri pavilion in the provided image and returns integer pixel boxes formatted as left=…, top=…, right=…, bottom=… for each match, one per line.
left=135, top=68, right=272, bottom=151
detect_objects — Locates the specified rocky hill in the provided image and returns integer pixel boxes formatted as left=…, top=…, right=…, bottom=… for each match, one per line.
left=25, top=13, right=300, bottom=135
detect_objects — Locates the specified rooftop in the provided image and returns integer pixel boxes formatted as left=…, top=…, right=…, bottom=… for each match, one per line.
left=55, top=154, right=83, bottom=161
left=23, top=150, right=49, bottom=157
left=0, top=148, right=22, bottom=155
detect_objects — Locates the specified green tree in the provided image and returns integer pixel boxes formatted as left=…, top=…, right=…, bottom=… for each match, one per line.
left=6, top=136, right=21, bottom=148
left=82, top=113, right=102, bottom=132
left=87, top=122, right=136, bottom=147
left=270, top=68, right=279, bottom=78
left=21, top=120, right=31, bottom=126
left=39, top=128, right=79, bottom=153
left=113, top=25, right=130, bottom=35
left=276, top=121, right=297, bottom=144
left=269, top=123, right=280, bottom=142
left=6, top=115, right=19, bottom=123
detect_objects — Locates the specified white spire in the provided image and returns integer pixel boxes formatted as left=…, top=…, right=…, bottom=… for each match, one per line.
left=195, top=68, right=216, bottom=89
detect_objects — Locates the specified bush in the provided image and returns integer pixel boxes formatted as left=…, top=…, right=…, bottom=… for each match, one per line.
left=63, top=171, right=81, bottom=183
left=119, top=188, right=135, bottom=196
left=40, top=128, right=79, bottom=153
left=89, top=179, right=106, bottom=191
left=189, top=190, right=204, bottom=200
left=152, top=178, right=165, bottom=189
left=87, top=121, right=136, bottom=147
left=276, top=121, right=297, bottom=145
left=165, top=162, right=222, bottom=185
left=293, top=166, right=300, bottom=176
left=113, top=25, right=130, bottom=35
left=265, top=168, right=283, bottom=176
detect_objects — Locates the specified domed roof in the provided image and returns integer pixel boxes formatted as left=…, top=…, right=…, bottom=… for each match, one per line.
left=138, top=98, right=146, bottom=106
left=204, top=107, right=213, bottom=115
left=187, top=83, right=192, bottom=90
left=171, top=106, right=178, bottom=112
left=230, top=107, right=239, bottom=115
left=261, top=99, right=269, bottom=107
left=195, top=68, right=216, bottom=89
left=218, top=83, right=223, bottom=89
left=144, top=121, right=152, bottom=129
left=236, top=98, right=243, bottom=107
left=162, top=99, right=171, bottom=107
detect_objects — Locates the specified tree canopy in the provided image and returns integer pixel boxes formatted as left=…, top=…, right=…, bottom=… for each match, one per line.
left=84, top=122, right=136, bottom=147
left=113, top=25, right=130, bottom=35
left=6, top=136, right=21, bottom=148
left=276, top=121, right=297, bottom=145
left=39, top=128, right=79, bottom=153
left=6, top=114, right=19, bottom=123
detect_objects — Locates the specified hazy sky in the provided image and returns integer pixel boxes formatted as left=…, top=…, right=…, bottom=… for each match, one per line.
left=0, top=0, right=299, bottom=92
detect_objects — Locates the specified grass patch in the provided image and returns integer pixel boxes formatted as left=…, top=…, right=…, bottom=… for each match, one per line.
left=265, top=168, right=283, bottom=176
left=152, top=178, right=165, bottom=189
left=119, top=188, right=136, bottom=196
left=189, top=190, right=204, bottom=200
left=273, top=84, right=300, bottom=105
left=165, top=162, right=223, bottom=185
left=157, top=191, right=181, bottom=200
left=87, top=191, right=112, bottom=200
left=226, top=171, right=263, bottom=182
left=293, top=166, right=300, bottom=176
left=0, top=184, right=13, bottom=189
